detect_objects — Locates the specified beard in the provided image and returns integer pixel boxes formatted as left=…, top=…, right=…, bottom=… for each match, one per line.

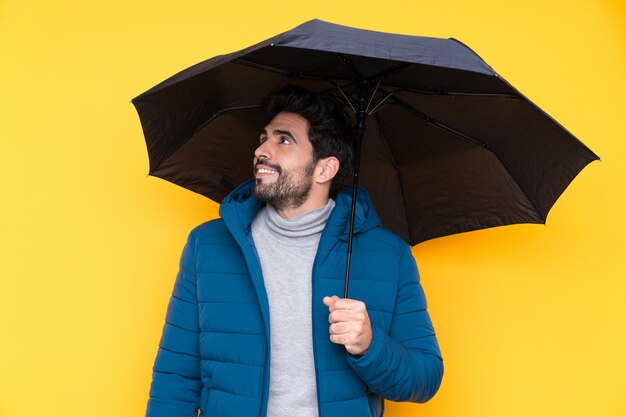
left=253, top=158, right=316, bottom=212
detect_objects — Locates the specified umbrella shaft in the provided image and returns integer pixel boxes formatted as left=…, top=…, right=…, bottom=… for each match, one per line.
left=344, top=88, right=369, bottom=298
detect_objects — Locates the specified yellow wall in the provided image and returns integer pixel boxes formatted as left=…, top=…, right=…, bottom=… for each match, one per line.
left=1, top=1, right=624, bottom=416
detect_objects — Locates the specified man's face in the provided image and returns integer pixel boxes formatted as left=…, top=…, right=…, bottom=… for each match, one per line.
left=253, top=111, right=316, bottom=211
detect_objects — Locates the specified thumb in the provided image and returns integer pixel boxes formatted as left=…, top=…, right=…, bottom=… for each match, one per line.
left=323, top=295, right=339, bottom=307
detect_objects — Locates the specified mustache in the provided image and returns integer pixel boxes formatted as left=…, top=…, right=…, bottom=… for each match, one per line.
left=254, top=158, right=282, bottom=174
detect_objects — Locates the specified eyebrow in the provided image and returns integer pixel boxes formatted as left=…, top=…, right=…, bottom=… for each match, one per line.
left=260, top=128, right=298, bottom=144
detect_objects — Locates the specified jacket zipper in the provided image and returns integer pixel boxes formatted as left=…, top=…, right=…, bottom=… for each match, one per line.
left=311, top=255, right=323, bottom=417
left=242, top=223, right=270, bottom=417
left=259, top=340, right=269, bottom=417
left=310, top=207, right=339, bottom=417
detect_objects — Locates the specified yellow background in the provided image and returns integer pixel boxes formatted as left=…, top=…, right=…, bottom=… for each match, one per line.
left=1, top=0, right=624, bottom=416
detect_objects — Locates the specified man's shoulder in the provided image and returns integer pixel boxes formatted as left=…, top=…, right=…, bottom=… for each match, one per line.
left=356, top=223, right=410, bottom=255
left=188, top=218, right=234, bottom=244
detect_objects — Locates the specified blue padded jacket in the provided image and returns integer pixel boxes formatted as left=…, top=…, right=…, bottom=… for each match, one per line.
left=146, top=179, right=443, bottom=417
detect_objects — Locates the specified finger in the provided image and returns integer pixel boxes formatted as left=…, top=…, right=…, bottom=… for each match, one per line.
left=330, top=331, right=362, bottom=348
left=333, top=298, right=366, bottom=311
left=329, top=322, right=351, bottom=335
left=329, top=309, right=363, bottom=323
left=326, top=297, right=361, bottom=312
left=332, top=320, right=365, bottom=335
left=329, top=333, right=350, bottom=345
left=323, top=295, right=339, bottom=308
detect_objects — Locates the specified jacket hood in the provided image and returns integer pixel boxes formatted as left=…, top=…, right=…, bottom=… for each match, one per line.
left=219, top=179, right=381, bottom=240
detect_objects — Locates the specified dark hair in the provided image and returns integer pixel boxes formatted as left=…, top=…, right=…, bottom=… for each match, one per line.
left=263, top=85, right=354, bottom=197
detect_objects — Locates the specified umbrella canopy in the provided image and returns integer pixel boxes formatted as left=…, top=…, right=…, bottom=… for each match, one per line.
left=131, top=19, right=598, bottom=246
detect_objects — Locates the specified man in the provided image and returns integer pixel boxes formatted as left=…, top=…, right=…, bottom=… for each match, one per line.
left=146, top=86, right=443, bottom=417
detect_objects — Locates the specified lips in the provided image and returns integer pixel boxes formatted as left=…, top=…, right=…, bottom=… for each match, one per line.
left=256, top=167, right=277, bottom=174
left=254, top=159, right=282, bottom=177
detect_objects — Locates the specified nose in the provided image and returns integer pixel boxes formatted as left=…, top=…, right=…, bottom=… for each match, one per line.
left=254, top=140, right=271, bottom=160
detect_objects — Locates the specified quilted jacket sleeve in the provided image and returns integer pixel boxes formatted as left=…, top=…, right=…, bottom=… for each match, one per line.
left=346, top=242, right=443, bottom=403
left=146, top=228, right=202, bottom=417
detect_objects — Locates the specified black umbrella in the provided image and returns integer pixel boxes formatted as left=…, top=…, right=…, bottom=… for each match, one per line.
left=131, top=19, right=598, bottom=296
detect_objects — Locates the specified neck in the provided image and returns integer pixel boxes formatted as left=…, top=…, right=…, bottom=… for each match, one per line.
left=275, top=195, right=330, bottom=219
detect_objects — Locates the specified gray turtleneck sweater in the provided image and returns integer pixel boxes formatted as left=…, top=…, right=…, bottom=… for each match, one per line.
left=251, top=199, right=336, bottom=417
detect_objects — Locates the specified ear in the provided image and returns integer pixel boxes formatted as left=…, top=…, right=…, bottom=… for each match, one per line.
left=314, top=156, right=340, bottom=185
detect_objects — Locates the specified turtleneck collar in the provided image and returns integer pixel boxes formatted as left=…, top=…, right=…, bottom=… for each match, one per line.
left=261, top=199, right=336, bottom=239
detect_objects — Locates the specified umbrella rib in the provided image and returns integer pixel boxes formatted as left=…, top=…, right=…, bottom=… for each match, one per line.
left=153, top=104, right=261, bottom=171
left=374, top=112, right=414, bottom=244
left=329, top=80, right=357, bottom=114
left=232, top=58, right=292, bottom=75
left=365, top=77, right=383, bottom=113
left=232, top=58, right=329, bottom=80
left=388, top=92, right=547, bottom=223
left=368, top=90, right=396, bottom=115
left=387, top=93, right=491, bottom=149
left=336, top=53, right=364, bottom=81
left=402, top=86, right=522, bottom=100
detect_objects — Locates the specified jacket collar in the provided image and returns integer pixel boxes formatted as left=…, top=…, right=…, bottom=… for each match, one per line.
left=219, top=178, right=381, bottom=240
